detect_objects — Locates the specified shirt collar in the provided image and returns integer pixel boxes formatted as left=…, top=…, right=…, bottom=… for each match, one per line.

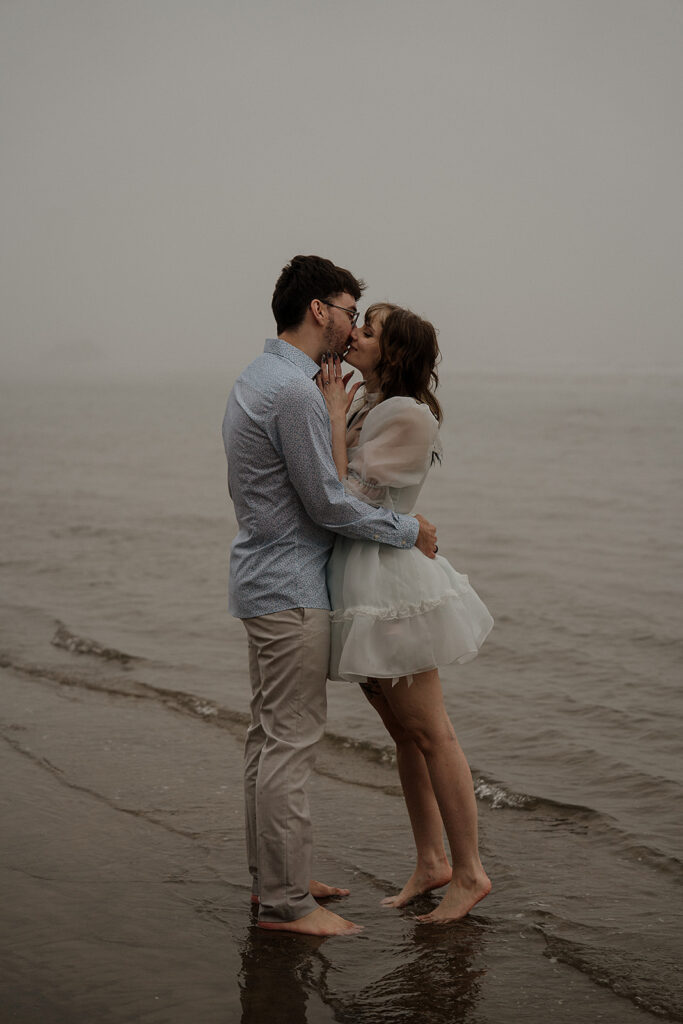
left=264, top=338, right=320, bottom=380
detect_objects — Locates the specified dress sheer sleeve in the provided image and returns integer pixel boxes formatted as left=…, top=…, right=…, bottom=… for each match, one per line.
left=344, top=397, right=440, bottom=507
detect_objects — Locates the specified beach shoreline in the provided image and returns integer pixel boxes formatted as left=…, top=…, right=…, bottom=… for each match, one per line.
left=1, top=646, right=677, bottom=1024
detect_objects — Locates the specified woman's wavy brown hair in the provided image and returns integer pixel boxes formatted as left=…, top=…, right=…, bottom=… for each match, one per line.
left=365, top=302, right=443, bottom=424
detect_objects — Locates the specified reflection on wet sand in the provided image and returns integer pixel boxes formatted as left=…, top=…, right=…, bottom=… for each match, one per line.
left=238, top=903, right=485, bottom=1024
left=239, top=907, right=331, bottom=1024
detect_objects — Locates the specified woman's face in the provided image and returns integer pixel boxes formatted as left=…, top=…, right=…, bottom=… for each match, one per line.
left=344, top=315, right=381, bottom=380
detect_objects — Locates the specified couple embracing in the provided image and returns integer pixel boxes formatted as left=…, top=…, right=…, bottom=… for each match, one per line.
left=222, top=255, right=493, bottom=936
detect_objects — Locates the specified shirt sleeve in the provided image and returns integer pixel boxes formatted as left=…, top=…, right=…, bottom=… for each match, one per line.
left=271, top=377, right=419, bottom=548
left=344, top=398, right=439, bottom=507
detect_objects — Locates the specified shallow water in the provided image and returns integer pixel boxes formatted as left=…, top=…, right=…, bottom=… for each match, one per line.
left=1, top=368, right=681, bottom=1020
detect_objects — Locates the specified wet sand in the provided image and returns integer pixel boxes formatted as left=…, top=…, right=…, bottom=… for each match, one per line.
left=0, top=659, right=671, bottom=1024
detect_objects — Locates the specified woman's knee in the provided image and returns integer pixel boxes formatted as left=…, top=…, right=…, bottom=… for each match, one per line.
left=400, top=717, right=457, bottom=756
left=385, top=718, right=413, bottom=746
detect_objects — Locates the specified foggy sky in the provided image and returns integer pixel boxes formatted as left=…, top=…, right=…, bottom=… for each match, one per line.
left=1, top=0, right=681, bottom=377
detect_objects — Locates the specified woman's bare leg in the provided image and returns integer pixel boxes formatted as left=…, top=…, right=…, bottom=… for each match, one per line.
left=379, top=670, right=491, bottom=922
left=361, top=681, right=451, bottom=906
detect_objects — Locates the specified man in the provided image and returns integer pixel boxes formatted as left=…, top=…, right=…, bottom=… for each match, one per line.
left=222, top=255, right=438, bottom=936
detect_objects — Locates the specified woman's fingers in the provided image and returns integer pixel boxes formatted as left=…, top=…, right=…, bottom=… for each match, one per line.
left=320, top=354, right=346, bottom=384
left=319, top=354, right=358, bottom=417
left=320, top=353, right=340, bottom=378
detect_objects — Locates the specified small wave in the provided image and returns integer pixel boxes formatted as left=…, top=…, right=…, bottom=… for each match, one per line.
left=59, top=525, right=112, bottom=537
left=631, top=630, right=683, bottom=652
left=538, top=929, right=683, bottom=1021
left=50, top=622, right=138, bottom=664
left=323, top=728, right=399, bottom=765
left=0, top=654, right=251, bottom=734
left=8, top=624, right=683, bottom=883
left=245, top=717, right=682, bottom=876
left=471, top=773, right=604, bottom=818
left=473, top=777, right=533, bottom=810
left=475, top=775, right=683, bottom=879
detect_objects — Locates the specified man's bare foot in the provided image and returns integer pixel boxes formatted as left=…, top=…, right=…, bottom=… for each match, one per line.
left=310, top=879, right=350, bottom=900
left=381, top=863, right=452, bottom=908
left=416, top=871, right=491, bottom=924
left=251, top=878, right=350, bottom=905
left=258, top=906, right=363, bottom=936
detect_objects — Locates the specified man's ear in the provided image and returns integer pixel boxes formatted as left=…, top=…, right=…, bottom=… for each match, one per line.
left=310, top=299, right=327, bottom=326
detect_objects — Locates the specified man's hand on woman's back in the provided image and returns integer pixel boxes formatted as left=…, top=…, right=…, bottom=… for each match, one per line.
left=414, top=513, right=438, bottom=559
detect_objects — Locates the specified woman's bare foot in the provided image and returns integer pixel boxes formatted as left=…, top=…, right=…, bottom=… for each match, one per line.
left=416, top=871, right=491, bottom=924
left=258, top=906, right=363, bottom=936
left=381, top=862, right=452, bottom=908
left=251, top=878, right=350, bottom=905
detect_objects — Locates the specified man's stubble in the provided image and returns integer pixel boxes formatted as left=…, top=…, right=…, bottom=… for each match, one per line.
left=323, top=319, right=352, bottom=357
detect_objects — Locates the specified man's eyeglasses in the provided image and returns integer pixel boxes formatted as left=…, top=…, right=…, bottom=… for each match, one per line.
left=321, top=301, right=359, bottom=327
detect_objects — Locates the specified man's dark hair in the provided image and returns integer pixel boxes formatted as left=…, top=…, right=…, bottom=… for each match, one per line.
left=271, top=255, right=365, bottom=334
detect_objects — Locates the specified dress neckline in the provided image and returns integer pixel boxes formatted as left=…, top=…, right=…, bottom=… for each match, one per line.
left=349, top=390, right=381, bottom=421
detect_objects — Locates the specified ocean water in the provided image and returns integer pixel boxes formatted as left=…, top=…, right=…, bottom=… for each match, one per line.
left=1, top=367, right=681, bottom=1021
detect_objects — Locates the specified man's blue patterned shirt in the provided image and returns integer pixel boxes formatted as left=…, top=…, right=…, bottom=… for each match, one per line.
left=222, top=338, right=419, bottom=618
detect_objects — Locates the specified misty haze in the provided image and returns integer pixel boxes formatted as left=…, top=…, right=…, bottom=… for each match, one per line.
left=1, top=0, right=681, bottom=378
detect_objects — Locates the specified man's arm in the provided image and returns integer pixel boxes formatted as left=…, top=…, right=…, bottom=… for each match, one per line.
left=273, top=378, right=436, bottom=554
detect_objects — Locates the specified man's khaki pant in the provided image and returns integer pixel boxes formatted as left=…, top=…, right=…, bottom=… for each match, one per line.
left=242, top=608, right=330, bottom=923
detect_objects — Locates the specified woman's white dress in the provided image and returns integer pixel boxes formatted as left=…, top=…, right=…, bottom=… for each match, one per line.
left=327, top=395, right=493, bottom=684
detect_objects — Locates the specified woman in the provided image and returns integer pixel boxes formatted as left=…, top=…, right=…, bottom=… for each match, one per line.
left=318, top=303, right=493, bottom=923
